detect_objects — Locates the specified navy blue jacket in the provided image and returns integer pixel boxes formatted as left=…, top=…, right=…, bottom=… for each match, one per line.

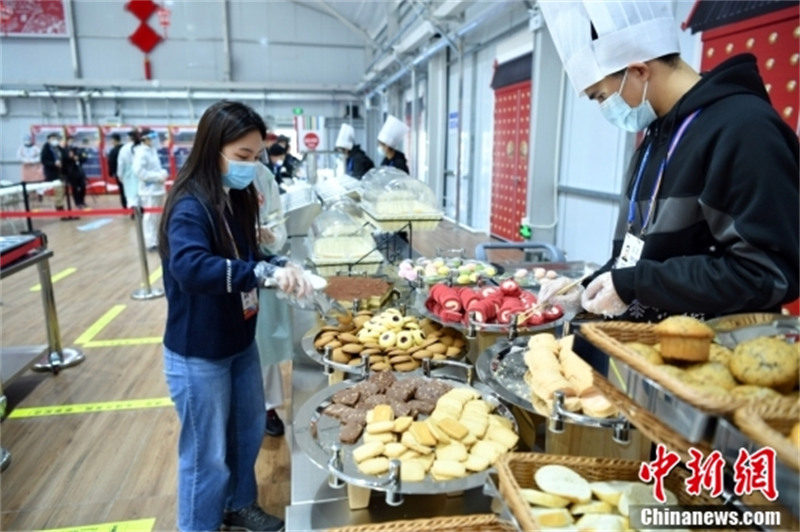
left=162, top=194, right=284, bottom=359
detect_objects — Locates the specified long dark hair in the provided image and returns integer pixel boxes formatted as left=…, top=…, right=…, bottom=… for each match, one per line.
left=158, top=101, right=266, bottom=259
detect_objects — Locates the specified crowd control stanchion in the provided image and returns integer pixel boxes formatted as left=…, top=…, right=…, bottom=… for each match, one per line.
left=32, top=250, right=85, bottom=373
left=131, top=205, right=165, bottom=300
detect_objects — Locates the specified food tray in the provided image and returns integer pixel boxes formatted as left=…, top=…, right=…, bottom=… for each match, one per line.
left=713, top=403, right=800, bottom=519
left=362, top=204, right=443, bottom=233
left=301, top=324, right=470, bottom=377
left=413, top=291, right=564, bottom=337
left=706, top=313, right=800, bottom=349
left=496, top=452, right=727, bottom=532
left=327, top=514, right=513, bottom=532
left=294, top=375, right=519, bottom=496
left=580, top=321, right=762, bottom=415
left=322, top=275, right=397, bottom=311
left=474, top=337, right=535, bottom=413
left=309, top=250, right=385, bottom=276
left=572, top=330, right=718, bottom=454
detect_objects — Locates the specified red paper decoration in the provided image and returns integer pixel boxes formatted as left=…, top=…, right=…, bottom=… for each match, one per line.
left=125, top=0, right=157, bottom=21
left=129, top=23, right=162, bottom=54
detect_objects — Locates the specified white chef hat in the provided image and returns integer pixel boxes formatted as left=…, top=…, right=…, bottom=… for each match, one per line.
left=539, top=1, right=680, bottom=94
left=377, top=115, right=409, bottom=151
left=335, top=123, right=355, bottom=150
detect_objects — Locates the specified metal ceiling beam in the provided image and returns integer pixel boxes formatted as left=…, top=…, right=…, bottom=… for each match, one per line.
left=221, top=0, right=232, bottom=82
left=1, top=78, right=357, bottom=94
left=0, top=89, right=358, bottom=102
left=290, top=0, right=378, bottom=50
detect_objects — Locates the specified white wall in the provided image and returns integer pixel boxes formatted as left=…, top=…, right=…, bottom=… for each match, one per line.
left=0, top=0, right=369, bottom=181
left=551, top=0, right=703, bottom=265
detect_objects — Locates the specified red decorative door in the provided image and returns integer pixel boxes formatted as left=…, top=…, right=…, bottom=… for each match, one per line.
left=699, top=4, right=799, bottom=133
left=491, top=81, right=531, bottom=241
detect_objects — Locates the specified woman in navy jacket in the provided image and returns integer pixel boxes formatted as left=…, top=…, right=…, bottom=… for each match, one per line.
left=157, top=101, right=309, bottom=532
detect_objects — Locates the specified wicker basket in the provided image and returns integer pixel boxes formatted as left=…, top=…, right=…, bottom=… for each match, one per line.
left=580, top=321, right=796, bottom=416
left=592, top=370, right=711, bottom=463
left=734, top=400, right=800, bottom=471
left=496, top=452, right=724, bottom=532
left=705, top=312, right=789, bottom=332
left=327, top=514, right=514, bottom=532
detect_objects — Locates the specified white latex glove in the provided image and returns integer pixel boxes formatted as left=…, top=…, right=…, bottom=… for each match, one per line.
left=581, top=272, right=628, bottom=317
left=281, top=262, right=314, bottom=300
left=538, top=276, right=584, bottom=314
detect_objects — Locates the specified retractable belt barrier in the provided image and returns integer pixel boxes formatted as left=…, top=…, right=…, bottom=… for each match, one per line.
left=0, top=206, right=166, bottom=301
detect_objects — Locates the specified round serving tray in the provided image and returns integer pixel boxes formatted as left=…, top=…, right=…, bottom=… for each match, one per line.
left=474, top=337, right=535, bottom=413
left=293, top=374, right=519, bottom=496
left=301, top=322, right=471, bottom=377
left=413, top=291, right=564, bottom=337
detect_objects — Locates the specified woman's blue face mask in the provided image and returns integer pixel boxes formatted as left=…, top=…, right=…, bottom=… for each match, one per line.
left=220, top=153, right=260, bottom=189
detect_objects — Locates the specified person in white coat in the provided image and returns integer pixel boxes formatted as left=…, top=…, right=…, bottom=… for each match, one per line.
left=117, top=129, right=141, bottom=213
left=253, top=162, right=292, bottom=437
left=133, top=128, right=168, bottom=250
left=18, top=134, right=43, bottom=183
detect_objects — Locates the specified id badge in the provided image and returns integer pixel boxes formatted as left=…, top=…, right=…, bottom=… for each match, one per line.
left=616, top=232, right=644, bottom=268
left=241, top=288, right=259, bottom=320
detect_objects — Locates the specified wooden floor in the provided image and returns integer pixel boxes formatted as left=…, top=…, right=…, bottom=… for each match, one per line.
left=0, top=195, right=504, bottom=531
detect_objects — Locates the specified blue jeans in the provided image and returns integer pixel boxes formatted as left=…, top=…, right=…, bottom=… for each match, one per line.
left=163, top=341, right=266, bottom=532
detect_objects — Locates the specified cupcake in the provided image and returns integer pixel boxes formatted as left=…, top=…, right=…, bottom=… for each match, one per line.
left=652, top=316, right=715, bottom=362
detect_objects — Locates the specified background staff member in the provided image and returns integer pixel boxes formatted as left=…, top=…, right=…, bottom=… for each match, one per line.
left=107, top=133, right=126, bottom=208
left=377, top=114, right=410, bottom=174
left=267, top=143, right=294, bottom=189
left=40, top=132, right=66, bottom=214
left=335, top=123, right=374, bottom=179
left=133, top=128, right=168, bottom=250
left=18, top=134, right=43, bottom=183
left=537, top=0, right=799, bottom=321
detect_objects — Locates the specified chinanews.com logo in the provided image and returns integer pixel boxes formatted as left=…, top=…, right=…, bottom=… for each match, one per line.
left=630, top=444, right=791, bottom=530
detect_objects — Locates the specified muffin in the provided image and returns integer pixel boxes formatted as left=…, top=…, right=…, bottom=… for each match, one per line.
left=729, top=337, right=799, bottom=390
left=624, top=341, right=664, bottom=365
left=683, top=362, right=738, bottom=391
left=653, top=316, right=715, bottom=362
left=708, top=343, right=734, bottom=366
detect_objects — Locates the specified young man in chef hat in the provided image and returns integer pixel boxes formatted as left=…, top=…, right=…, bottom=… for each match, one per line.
left=537, top=0, right=798, bottom=321
left=377, top=114, right=410, bottom=174
left=335, top=123, right=375, bottom=179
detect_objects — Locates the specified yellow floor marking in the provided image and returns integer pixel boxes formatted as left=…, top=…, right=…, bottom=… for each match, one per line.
left=83, top=337, right=162, bottom=348
left=30, top=267, right=77, bottom=292
left=42, top=517, right=156, bottom=532
left=73, top=305, right=126, bottom=345
left=147, top=265, right=163, bottom=286
left=8, top=398, right=172, bottom=419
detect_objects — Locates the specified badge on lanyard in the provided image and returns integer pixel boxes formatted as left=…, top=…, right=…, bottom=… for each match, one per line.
left=241, top=288, right=259, bottom=320
left=616, top=109, right=702, bottom=270
left=617, top=232, right=644, bottom=268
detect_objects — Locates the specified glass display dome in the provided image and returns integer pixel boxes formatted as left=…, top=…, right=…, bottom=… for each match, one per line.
left=361, top=174, right=438, bottom=216
left=307, top=208, right=374, bottom=260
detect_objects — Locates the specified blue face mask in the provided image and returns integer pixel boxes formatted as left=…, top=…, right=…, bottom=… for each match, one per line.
left=599, top=70, right=657, bottom=132
left=221, top=154, right=259, bottom=189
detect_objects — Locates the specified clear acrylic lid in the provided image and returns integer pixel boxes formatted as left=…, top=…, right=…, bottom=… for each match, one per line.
left=308, top=208, right=369, bottom=240
left=324, top=196, right=366, bottom=223
left=362, top=172, right=437, bottom=211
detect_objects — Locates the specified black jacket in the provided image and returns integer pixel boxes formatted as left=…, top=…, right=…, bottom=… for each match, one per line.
left=381, top=150, right=409, bottom=174
left=595, top=54, right=799, bottom=321
left=63, top=145, right=87, bottom=182
left=40, top=144, right=63, bottom=181
left=346, top=145, right=375, bottom=179
left=108, top=144, right=123, bottom=178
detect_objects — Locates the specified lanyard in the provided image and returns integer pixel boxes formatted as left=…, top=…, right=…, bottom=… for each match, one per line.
left=346, top=156, right=354, bottom=174
left=626, top=108, right=702, bottom=235
left=222, top=211, right=241, bottom=260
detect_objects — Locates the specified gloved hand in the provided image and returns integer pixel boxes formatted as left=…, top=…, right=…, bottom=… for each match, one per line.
left=581, top=272, right=628, bottom=317
left=259, top=225, right=276, bottom=246
left=275, top=263, right=313, bottom=300
left=537, top=276, right=584, bottom=314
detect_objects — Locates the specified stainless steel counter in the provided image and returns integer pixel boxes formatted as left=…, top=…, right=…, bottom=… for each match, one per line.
left=284, top=236, right=494, bottom=531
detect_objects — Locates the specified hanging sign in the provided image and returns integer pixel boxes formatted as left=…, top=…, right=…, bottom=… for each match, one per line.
left=303, top=132, right=320, bottom=150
